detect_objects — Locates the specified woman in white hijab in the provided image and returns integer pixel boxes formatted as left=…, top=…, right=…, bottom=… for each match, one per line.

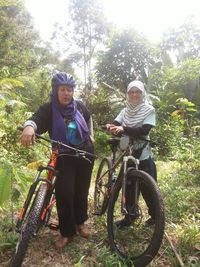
left=107, top=80, right=157, bottom=227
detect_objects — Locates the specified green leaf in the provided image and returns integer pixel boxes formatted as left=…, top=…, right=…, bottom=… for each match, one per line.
left=0, top=167, right=12, bottom=206
left=12, top=168, right=32, bottom=193
left=0, top=78, right=24, bottom=88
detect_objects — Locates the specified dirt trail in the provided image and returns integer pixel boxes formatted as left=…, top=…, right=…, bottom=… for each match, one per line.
left=1, top=195, right=172, bottom=267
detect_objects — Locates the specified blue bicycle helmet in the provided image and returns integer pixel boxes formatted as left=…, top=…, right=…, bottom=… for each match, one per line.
left=51, top=72, right=76, bottom=88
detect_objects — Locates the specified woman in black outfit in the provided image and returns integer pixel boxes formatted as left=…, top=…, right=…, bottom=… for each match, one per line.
left=20, top=72, right=94, bottom=249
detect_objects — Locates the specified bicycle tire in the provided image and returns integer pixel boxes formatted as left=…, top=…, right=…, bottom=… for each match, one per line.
left=94, top=157, right=112, bottom=215
left=9, top=183, right=48, bottom=267
left=107, top=170, right=165, bottom=267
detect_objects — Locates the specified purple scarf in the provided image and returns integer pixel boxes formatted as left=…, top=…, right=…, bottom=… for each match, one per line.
left=51, top=86, right=89, bottom=145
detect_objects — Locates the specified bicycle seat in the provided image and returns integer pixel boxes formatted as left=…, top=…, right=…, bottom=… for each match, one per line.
left=107, top=138, right=120, bottom=147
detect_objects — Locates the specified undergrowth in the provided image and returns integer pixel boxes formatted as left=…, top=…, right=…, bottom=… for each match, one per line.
left=0, top=141, right=200, bottom=266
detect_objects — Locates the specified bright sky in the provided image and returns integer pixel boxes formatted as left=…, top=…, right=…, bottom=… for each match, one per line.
left=25, top=0, right=200, bottom=43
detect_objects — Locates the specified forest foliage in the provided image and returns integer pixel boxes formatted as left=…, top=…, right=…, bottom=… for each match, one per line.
left=0, top=0, right=199, bottom=266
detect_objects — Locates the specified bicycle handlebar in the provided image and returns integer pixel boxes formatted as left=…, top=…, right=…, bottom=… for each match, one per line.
left=18, top=126, right=96, bottom=159
left=99, top=125, right=158, bottom=147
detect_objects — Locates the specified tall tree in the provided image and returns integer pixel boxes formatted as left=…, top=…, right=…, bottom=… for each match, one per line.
left=0, top=3, right=40, bottom=76
left=0, top=1, right=75, bottom=110
left=161, top=19, right=200, bottom=64
left=96, top=29, right=152, bottom=94
left=68, top=0, right=110, bottom=90
left=158, top=20, right=200, bottom=104
left=0, top=1, right=62, bottom=77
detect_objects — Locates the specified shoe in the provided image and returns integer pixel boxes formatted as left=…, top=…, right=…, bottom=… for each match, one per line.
left=115, top=218, right=131, bottom=229
left=54, top=236, right=73, bottom=249
left=145, top=218, right=155, bottom=227
left=77, top=224, right=90, bottom=238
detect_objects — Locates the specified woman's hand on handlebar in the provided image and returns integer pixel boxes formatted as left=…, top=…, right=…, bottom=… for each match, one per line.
left=105, top=123, right=115, bottom=131
left=106, top=124, right=124, bottom=135
left=20, top=126, right=36, bottom=147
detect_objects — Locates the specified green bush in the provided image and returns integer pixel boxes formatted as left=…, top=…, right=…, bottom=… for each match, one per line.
left=94, top=130, right=110, bottom=156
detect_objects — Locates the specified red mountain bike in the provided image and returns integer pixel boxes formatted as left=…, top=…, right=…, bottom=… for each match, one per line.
left=9, top=127, right=96, bottom=267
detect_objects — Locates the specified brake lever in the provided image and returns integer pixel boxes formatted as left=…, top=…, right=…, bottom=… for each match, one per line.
left=75, top=151, right=93, bottom=164
left=83, top=157, right=92, bottom=164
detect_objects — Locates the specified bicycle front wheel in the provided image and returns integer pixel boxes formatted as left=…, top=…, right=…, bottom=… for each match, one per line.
left=94, top=157, right=112, bottom=215
left=10, top=183, right=48, bottom=267
left=107, top=170, right=165, bottom=267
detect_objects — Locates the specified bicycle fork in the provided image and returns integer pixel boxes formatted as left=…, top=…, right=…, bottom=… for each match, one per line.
left=121, top=155, right=140, bottom=217
left=16, top=166, right=57, bottom=233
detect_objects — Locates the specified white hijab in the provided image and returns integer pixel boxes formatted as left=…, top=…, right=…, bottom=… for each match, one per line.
left=122, top=80, right=154, bottom=127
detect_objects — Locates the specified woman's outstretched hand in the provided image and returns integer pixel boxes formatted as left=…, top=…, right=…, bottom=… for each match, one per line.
left=20, top=126, right=36, bottom=147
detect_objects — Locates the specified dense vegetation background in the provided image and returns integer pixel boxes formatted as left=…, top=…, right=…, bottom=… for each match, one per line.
left=0, top=0, right=199, bottom=266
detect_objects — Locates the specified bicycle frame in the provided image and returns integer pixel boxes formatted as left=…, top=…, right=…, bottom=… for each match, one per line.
left=103, top=137, right=142, bottom=216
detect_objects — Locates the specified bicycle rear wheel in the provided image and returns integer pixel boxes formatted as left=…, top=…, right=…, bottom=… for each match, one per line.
left=94, top=157, right=112, bottom=215
left=107, top=170, right=165, bottom=267
left=10, top=183, right=48, bottom=267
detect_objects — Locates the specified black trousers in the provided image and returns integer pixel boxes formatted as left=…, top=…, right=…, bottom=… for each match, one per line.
left=126, top=157, right=157, bottom=219
left=55, top=155, right=94, bottom=237
left=138, top=157, right=157, bottom=218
